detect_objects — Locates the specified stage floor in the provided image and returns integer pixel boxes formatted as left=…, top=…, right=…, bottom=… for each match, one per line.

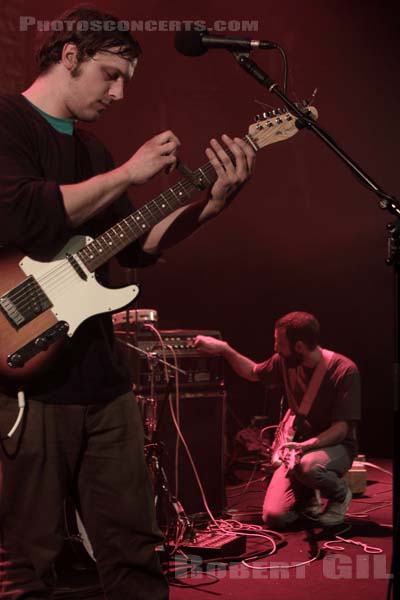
left=55, top=459, right=393, bottom=600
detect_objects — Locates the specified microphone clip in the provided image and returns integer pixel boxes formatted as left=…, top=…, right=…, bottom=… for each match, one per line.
left=233, top=50, right=250, bottom=60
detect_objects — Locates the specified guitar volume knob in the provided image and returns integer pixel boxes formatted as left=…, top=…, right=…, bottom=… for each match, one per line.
left=35, top=336, right=49, bottom=350
left=7, top=353, right=24, bottom=368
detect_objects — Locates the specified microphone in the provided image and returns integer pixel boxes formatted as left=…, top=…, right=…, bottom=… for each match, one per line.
left=174, top=27, right=278, bottom=57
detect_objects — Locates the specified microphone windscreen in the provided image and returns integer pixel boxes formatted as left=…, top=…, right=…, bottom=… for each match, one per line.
left=174, top=28, right=208, bottom=56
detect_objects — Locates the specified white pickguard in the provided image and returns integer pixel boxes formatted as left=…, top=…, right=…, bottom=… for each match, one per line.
left=19, top=235, right=139, bottom=335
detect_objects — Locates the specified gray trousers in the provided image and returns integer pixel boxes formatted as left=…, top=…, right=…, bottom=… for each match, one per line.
left=263, top=444, right=354, bottom=529
left=0, top=392, right=168, bottom=599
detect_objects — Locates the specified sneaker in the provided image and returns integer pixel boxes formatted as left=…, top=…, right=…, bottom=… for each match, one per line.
left=301, top=490, right=322, bottom=519
left=319, top=485, right=352, bottom=527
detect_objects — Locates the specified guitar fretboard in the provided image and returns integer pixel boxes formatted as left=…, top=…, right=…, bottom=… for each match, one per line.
left=77, top=136, right=258, bottom=271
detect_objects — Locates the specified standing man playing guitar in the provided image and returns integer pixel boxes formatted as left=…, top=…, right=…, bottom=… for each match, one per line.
left=0, top=7, right=256, bottom=600
left=194, top=311, right=361, bottom=529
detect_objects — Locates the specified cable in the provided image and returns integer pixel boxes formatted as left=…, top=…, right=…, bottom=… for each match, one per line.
left=242, top=548, right=322, bottom=570
left=168, top=345, right=181, bottom=501
left=1, top=390, right=26, bottom=440
left=276, top=44, right=288, bottom=94
left=143, top=324, right=181, bottom=498
left=363, top=461, right=392, bottom=477
left=348, top=500, right=392, bottom=519
left=143, top=324, right=170, bottom=383
left=166, top=349, right=218, bottom=526
left=323, top=532, right=384, bottom=555
left=226, top=461, right=262, bottom=509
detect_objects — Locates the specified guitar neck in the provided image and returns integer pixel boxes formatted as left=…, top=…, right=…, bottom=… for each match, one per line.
left=75, top=102, right=318, bottom=271
left=77, top=135, right=257, bottom=272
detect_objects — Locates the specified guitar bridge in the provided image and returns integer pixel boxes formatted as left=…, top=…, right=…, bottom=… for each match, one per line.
left=0, top=276, right=52, bottom=330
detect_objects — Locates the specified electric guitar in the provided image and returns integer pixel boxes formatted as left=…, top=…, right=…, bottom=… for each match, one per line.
left=0, top=105, right=317, bottom=383
left=271, top=409, right=298, bottom=470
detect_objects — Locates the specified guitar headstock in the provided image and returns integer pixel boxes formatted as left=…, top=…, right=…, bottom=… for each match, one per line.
left=247, top=104, right=318, bottom=150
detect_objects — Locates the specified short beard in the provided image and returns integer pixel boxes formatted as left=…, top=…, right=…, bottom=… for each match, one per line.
left=282, top=352, right=303, bottom=368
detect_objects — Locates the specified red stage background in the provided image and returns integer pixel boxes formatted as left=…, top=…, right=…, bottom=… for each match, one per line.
left=1, top=0, right=399, bottom=457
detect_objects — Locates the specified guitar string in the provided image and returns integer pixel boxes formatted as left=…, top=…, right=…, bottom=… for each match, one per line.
left=2, top=154, right=224, bottom=309
left=2, top=177, right=206, bottom=310
left=4, top=180, right=206, bottom=307
left=3, top=128, right=279, bottom=313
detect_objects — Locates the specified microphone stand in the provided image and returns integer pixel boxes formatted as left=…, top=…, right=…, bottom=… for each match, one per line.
left=233, top=52, right=399, bottom=597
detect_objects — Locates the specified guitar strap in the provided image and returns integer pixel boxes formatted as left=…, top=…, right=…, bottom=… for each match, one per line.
left=280, top=348, right=334, bottom=420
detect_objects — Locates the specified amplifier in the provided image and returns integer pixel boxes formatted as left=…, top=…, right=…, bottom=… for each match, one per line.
left=119, top=329, right=224, bottom=392
left=136, top=329, right=222, bottom=355
left=154, top=389, right=227, bottom=516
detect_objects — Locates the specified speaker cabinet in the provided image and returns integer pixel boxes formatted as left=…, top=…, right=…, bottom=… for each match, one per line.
left=153, top=390, right=226, bottom=516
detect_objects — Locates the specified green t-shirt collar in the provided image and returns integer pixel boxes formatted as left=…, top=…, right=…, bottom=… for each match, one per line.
left=25, top=96, right=74, bottom=135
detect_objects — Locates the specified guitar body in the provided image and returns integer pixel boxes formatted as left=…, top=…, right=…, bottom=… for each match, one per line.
left=271, top=409, right=296, bottom=468
left=0, top=236, right=139, bottom=383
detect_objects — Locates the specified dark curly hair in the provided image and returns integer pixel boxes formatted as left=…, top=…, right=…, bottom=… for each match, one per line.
left=35, top=5, right=141, bottom=74
left=275, top=311, right=320, bottom=351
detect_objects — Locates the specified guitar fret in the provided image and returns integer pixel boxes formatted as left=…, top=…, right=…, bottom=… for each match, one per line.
left=164, top=188, right=181, bottom=210
left=129, top=219, right=146, bottom=237
left=130, top=210, right=149, bottom=233
left=116, top=223, right=128, bottom=239
left=104, top=231, right=114, bottom=247
left=106, top=228, right=125, bottom=250
left=168, top=187, right=181, bottom=203
left=121, top=218, right=136, bottom=234
left=244, top=133, right=259, bottom=151
left=140, top=204, right=157, bottom=227
left=93, top=240, right=103, bottom=254
left=159, top=192, right=175, bottom=212
left=79, top=247, right=90, bottom=261
left=203, top=162, right=217, bottom=180
left=150, top=197, right=166, bottom=216
left=198, top=167, right=211, bottom=185
left=177, top=180, right=194, bottom=199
